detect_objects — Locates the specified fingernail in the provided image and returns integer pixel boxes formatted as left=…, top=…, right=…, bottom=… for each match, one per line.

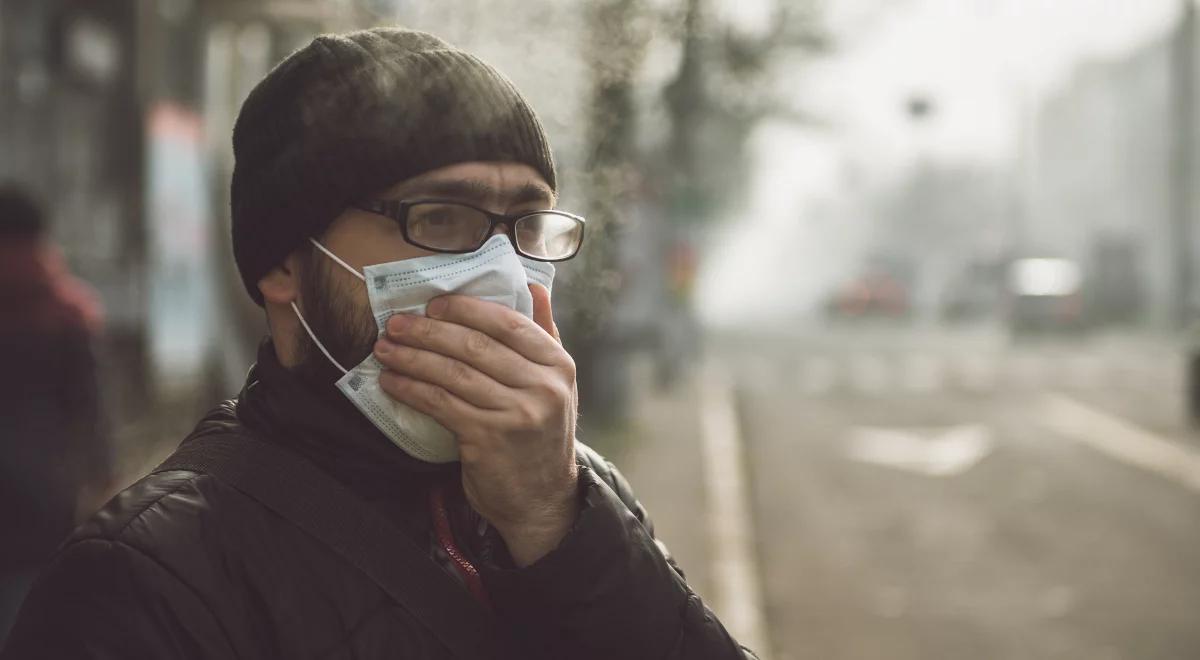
left=374, top=338, right=392, bottom=355
left=427, top=297, right=447, bottom=318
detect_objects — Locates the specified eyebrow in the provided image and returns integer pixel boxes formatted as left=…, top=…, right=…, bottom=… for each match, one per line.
left=396, top=178, right=556, bottom=207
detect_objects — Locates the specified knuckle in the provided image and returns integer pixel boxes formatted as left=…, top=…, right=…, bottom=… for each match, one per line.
left=504, top=314, right=528, bottom=338
left=533, top=379, right=568, bottom=405
left=559, top=354, right=577, bottom=379
left=425, top=384, right=452, bottom=407
left=447, top=359, right=474, bottom=386
left=464, top=330, right=492, bottom=356
left=514, top=400, right=547, bottom=428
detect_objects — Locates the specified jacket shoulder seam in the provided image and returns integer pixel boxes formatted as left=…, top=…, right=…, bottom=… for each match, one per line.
left=109, top=470, right=207, bottom=538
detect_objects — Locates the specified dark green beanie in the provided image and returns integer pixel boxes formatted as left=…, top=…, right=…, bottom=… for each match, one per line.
left=230, top=27, right=557, bottom=305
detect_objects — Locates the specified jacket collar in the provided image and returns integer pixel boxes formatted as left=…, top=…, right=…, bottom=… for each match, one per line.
left=235, top=338, right=454, bottom=500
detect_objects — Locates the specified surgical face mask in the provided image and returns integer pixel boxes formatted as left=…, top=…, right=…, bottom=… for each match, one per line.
left=290, top=234, right=555, bottom=463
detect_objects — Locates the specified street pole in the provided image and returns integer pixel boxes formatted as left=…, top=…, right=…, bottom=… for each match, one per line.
left=1170, top=1, right=1200, bottom=428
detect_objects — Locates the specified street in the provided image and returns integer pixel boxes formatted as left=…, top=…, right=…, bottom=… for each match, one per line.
left=617, top=325, right=1200, bottom=660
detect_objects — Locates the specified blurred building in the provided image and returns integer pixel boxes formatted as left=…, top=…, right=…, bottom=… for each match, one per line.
left=0, top=0, right=144, bottom=429
left=1024, top=4, right=1200, bottom=330
left=1, top=0, right=820, bottom=455
left=0, top=0, right=378, bottom=479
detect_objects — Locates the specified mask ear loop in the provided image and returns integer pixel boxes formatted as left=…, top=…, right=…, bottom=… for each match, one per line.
left=288, top=239, right=368, bottom=375
left=290, top=301, right=349, bottom=375
left=309, top=237, right=366, bottom=281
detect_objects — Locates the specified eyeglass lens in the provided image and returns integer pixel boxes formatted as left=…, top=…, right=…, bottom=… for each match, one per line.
left=407, top=202, right=582, bottom=260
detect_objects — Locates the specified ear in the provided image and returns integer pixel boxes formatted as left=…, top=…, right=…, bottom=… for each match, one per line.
left=257, top=251, right=303, bottom=306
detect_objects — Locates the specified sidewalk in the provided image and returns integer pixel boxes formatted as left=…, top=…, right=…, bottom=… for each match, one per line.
left=600, top=357, right=714, bottom=605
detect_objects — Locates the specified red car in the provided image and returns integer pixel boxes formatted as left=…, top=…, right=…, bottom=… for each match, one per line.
left=826, top=272, right=911, bottom=319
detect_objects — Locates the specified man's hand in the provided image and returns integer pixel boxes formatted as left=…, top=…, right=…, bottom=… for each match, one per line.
left=373, top=285, right=579, bottom=566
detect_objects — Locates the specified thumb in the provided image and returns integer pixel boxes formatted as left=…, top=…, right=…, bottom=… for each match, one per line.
left=529, top=283, right=560, bottom=343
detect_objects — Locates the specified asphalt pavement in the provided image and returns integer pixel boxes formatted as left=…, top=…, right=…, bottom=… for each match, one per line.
left=617, top=324, right=1200, bottom=660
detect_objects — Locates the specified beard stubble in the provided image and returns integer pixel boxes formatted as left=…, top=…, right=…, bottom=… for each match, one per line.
left=293, top=245, right=379, bottom=386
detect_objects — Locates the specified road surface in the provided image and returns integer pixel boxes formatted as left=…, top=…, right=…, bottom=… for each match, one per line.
left=618, top=325, right=1200, bottom=660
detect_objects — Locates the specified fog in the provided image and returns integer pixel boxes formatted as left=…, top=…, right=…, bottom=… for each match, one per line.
left=3, top=1, right=1200, bottom=657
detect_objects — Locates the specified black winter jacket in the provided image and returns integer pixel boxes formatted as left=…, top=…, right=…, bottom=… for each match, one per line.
left=1, top=342, right=755, bottom=659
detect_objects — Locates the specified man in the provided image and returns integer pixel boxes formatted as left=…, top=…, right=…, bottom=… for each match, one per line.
left=1, top=28, right=755, bottom=659
left=0, top=186, right=110, bottom=643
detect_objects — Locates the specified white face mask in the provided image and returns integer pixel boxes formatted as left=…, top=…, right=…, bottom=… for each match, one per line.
left=290, top=234, right=555, bottom=463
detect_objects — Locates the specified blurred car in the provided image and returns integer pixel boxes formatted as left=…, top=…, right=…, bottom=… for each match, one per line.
left=1006, top=257, right=1085, bottom=334
left=1086, top=236, right=1144, bottom=325
left=941, top=259, right=1005, bottom=322
left=825, top=271, right=911, bottom=319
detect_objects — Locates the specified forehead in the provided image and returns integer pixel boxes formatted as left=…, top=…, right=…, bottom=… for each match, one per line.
left=376, top=161, right=555, bottom=205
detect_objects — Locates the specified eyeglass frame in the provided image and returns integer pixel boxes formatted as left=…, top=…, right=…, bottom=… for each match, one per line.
left=351, top=198, right=586, bottom=262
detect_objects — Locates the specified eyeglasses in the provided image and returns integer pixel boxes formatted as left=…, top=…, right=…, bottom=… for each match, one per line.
left=353, top=198, right=586, bottom=262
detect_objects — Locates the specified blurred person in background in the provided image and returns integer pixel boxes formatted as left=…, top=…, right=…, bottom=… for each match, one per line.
left=0, top=185, right=112, bottom=643
left=2, top=29, right=754, bottom=659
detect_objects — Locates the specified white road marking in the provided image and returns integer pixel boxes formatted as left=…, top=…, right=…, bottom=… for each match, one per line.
left=1042, top=393, right=1200, bottom=493
left=699, top=361, right=772, bottom=657
left=847, top=424, right=994, bottom=477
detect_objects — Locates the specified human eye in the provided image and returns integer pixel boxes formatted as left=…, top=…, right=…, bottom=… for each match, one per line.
left=413, top=206, right=453, bottom=225
left=410, top=205, right=462, bottom=231
left=407, top=203, right=485, bottom=248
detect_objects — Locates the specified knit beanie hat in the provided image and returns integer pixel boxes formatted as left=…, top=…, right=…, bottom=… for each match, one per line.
left=230, top=28, right=557, bottom=305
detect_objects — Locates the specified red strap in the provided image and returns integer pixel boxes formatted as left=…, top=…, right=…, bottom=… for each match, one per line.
left=429, top=482, right=491, bottom=610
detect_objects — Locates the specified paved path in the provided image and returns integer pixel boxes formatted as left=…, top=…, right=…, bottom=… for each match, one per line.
left=616, top=329, right=1200, bottom=660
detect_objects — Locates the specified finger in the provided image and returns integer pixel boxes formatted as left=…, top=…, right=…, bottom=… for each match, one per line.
left=529, top=283, right=560, bottom=344
left=377, top=370, right=492, bottom=434
left=423, top=295, right=565, bottom=367
left=385, top=312, right=545, bottom=387
left=373, top=338, right=514, bottom=410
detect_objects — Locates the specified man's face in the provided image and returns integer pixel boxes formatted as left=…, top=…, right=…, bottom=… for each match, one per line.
left=293, top=161, right=556, bottom=383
